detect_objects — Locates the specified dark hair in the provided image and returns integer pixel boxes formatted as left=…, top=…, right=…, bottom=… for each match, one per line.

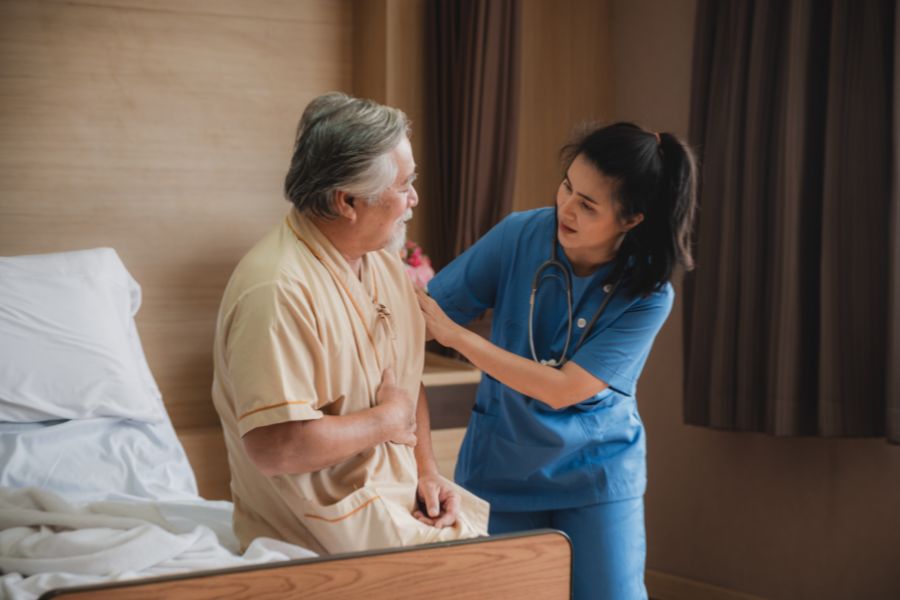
left=560, top=122, right=697, bottom=297
left=283, top=92, right=410, bottom=219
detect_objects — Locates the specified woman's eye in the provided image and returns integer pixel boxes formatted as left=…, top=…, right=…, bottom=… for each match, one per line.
left=581, top=201, right=595, bottom=213
left=563, top=180, right=572, bottom=192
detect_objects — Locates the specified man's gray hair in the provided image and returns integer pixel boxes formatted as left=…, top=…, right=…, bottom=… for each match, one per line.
left=284, top=92, right=410, bottom=218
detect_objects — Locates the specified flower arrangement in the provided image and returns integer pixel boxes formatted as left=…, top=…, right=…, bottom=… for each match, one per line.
left=400, top=240, right=435, bottom=289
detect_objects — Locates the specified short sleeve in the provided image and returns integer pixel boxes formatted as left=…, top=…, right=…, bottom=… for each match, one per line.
left=427, top=217, right=511, bottom=324
left=224, top=281, right=324, bottom=436
left=570, top=285, right=674, bottom=397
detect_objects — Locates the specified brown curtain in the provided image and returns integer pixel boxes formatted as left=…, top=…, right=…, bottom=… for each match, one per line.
left=684, top=0, right=898, bottom=443
left=890, top=0, right=900, bottom=443
left=425, top=0, right=521, bottom=270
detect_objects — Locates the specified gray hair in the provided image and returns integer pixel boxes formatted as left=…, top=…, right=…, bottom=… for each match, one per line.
left=284, top=92, right=410, bottom=218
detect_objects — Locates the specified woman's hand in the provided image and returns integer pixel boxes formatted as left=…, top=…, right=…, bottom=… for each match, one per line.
left=414, top=286, right=463, bottom=348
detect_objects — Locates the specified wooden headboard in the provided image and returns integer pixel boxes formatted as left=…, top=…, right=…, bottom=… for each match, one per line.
left=41, top=530, right=572, bottom=600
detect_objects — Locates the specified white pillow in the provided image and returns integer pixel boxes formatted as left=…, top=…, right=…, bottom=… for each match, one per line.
left=0, top=248, right=165, bottom=423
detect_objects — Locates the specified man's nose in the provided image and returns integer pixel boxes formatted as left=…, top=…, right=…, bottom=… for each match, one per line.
left=409, top=185, right=419, bottom=208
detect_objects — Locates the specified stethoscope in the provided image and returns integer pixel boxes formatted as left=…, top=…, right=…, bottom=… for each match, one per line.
left=528, top=217, right=621, bottom=368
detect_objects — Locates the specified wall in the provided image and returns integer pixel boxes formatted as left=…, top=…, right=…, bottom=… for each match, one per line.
left=512, top=0, right=614, bottom=213
left=0, top=0, right=352, bottom=432
left=352, top=0, right=432, bottom=245
left=611, top=1, right=900, bottom=598
left=0, top=0, right=438, bottom=501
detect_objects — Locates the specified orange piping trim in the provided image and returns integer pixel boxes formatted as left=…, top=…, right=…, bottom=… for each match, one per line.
left=238, top=399, right=311, bottom=421
left=303, top=495, right=382, bottom=523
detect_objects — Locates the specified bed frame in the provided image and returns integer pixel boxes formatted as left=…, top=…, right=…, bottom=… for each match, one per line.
left=40, top=530, right=571, bottom=600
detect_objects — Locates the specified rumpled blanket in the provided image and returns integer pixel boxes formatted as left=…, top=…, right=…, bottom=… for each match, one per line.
left=0, top=487, right=316, bottom=600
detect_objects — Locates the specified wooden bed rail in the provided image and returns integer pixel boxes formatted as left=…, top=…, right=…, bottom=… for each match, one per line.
left=41, top=529, right=572, bottom=600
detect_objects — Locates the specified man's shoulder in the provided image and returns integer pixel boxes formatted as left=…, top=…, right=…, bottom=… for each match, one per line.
left=221, top=221, right=319, bottom=311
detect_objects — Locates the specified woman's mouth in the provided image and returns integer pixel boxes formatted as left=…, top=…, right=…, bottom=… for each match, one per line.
left=558, top=222, right=576, bottom=235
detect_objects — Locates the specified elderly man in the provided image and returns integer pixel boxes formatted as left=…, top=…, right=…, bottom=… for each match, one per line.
left=211, top=92, right=488, bottom=555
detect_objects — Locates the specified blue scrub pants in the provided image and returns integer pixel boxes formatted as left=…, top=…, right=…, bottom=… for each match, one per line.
left=489, top=497, right=647, bottom=600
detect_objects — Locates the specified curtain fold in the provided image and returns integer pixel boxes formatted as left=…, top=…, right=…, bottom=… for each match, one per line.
left=425, top=0, right=521, bottom=270
left=889, top=0, right=900, bottom=442
left=685, top=0, right=897, bottom=442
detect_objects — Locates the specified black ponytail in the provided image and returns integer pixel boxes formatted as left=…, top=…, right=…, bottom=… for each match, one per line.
left=560, top=123, right=697, bottom=297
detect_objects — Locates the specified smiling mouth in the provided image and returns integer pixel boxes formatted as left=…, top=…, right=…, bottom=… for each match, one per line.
left=558, top=222, right=576, bottom=235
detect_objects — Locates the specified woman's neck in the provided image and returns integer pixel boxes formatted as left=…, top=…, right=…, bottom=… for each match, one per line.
left=563, top=244, right=618, bottom=277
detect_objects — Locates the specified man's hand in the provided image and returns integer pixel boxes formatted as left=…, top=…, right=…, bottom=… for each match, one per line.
left=376, top=368, right=417, bottom=447
left=413, top=472, right=460, bottom=528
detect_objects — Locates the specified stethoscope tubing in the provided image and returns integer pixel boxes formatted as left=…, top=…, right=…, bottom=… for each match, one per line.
left=529, top=258, right=573, bottom=367
left=529, top=213, right=620, bottom=368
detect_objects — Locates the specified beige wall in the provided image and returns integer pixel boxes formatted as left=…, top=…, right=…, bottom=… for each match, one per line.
left=352, top=0, right=432, bottom=244
left=611, top=1, right=900, bottom=599
left=0, top=0, right=434, bottom=501
left=0, top=0, right=353, bottom=433
left=512, top=0, right=614, bottom=213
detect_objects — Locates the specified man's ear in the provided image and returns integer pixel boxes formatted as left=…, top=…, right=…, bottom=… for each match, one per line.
left=334, top=190, right=357, bottom=221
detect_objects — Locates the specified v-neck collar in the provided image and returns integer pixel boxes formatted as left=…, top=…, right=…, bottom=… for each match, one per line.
left=285, top=210, right=394, bottom=372
left=287, top=210, right=380, bottom=303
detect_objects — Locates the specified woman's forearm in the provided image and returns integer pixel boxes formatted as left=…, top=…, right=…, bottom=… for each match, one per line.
left=450, top=327, right=605, bottom=409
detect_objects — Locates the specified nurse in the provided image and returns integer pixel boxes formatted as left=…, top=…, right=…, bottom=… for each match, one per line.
left=416, top=122, right=697, bottom=599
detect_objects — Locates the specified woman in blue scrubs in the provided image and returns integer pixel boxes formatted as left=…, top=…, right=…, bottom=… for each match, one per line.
left=416, top=123, right=697, bottom=599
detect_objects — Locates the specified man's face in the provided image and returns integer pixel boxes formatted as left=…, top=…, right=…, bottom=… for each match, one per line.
left=356, top=137, right=418, bottom=254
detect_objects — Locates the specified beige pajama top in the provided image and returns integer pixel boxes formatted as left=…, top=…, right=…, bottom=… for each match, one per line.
left=212, top=209, right=488, bottom=554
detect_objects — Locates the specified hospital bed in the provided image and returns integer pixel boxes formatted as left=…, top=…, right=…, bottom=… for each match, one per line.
left=0, top=248, right=571, bottom=600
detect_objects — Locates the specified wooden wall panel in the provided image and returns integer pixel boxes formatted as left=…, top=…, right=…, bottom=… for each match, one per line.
left=0, top=0, right=353, bottom=430
left=352, top=0, right=431, bottom=245
left=512, top=0, right=614, bottom=213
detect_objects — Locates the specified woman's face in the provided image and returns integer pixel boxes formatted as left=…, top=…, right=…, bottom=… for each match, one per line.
left=555, top=154, right=642, bottom=266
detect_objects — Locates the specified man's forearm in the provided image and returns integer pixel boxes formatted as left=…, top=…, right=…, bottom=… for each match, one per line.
left=243, top=405, right=396, bottom=476
left=413, top=384, right=440, bottom=476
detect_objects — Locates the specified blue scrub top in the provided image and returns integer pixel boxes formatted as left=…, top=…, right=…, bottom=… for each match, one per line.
left=427, top=208, right=674, bottom=511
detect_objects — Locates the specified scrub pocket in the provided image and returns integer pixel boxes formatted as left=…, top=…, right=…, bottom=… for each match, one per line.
left=298, top=486, right=403, bottom=554
left=466, top=409, right=594, bottom=492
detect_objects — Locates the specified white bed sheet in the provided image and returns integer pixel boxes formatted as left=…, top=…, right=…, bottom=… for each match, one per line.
left=0, top=419, right=317, bottom=600
left=0, top=487, right=316, bottom=600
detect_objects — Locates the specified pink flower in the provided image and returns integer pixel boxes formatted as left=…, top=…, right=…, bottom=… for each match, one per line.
left=401, top=240, right=434, bottom=287
left=405, top=262, right=435, bottom=288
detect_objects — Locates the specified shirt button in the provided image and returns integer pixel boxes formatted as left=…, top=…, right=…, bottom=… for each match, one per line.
left=603, top=284, right=613, bottom=293
left=576, top=317, right=587, bottom=328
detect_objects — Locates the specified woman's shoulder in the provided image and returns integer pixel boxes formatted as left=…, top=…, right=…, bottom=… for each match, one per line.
left=496, top=207, right=555, bottom=238
left=627, top=280, right=674, bottom=312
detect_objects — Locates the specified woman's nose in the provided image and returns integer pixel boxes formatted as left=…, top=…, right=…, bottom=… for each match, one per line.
left=558, top=191, right=576, bottom=215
